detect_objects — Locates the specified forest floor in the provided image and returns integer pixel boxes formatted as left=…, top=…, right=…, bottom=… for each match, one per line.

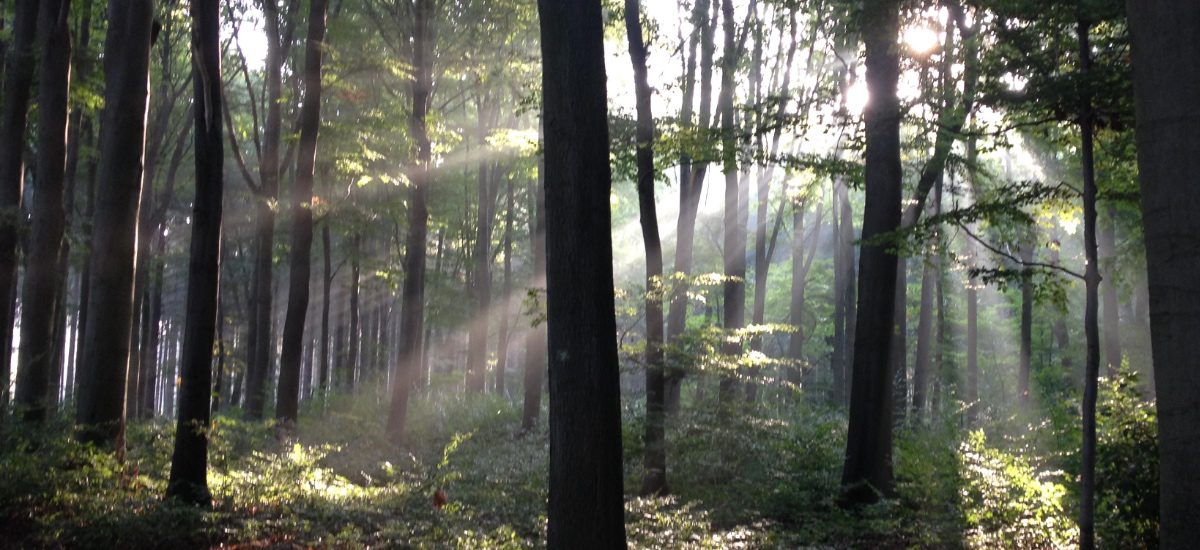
left=0, top=383, right=1112, bottom=549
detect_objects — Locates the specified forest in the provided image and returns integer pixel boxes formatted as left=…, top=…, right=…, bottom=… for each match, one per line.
left=0, top=0, right=1196, bottom=547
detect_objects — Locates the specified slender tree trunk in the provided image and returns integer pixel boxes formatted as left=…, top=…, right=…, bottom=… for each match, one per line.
left=467, top=110, right=492, bottom=394
left=139, top=252, right=163, bottom=418
left=76, top=0, right=155, bottom=448
left=275, top=0, right=327, bottom=423
left=245, top=0, right=290, bottom=421
left=166, top=0, right=222, bottom=505
left=717, top=0, right=746, bottom=405
left=841, top=0, right=901, bottom=505
left=14, top=0, right=71, bottom=422
left=1077, top=17, right=1101, bottom=550
left=521, top=164, right=546, bottom=431
left=495, top=175, right=514, bottom=395
left=538, top=0, right=627, bottom=544
left=625, top=0, right=667, bottom=496
left=912, top=258, right=935, bottom=420
left=1019, top=240, right=1033, bottom=406
left=664, top=0, right=715, bottom=414
left=1099, top=204, right=1121, bottom=375
left=212, top=298, right=225, bottom=413
left=966, top=281, right=979, bottom=424
left=0, top=0, right=37, bottom=408
left=347, top=234, right=360, bottom=387
left=386, top=0, right=433, bottom=443
left=275, top=0, right=325, bottom=420
left=320, top=222, right=332, bottom=400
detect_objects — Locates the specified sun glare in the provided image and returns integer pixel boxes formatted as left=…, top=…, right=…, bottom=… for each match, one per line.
left=903, top=26, right=940, bottom=55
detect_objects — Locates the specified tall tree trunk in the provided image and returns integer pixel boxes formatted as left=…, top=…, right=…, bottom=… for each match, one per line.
left=832, top=178, right=855, bottom=406
left=1019, top=240, right=1033, bottom=406
left=889, top=258, right=907, bottom=422
left=912, top=258, right=935, bottom=420
left=1077, top=17, right=1102, bottom=550
left=966, top=280, right=979, bottom=425
left=495, top=175, right=514, bottom=395
left=467, top=110, right=492, bottom=394
left=717, top=0, right=745, bottom=405
left=347, top=234, right=360, bottom=387
left=538, top=0, right=627, bottom=544
left=840, top=0, right=901, bottom=506
left=625, top=0, right=667, bottom=496
left=1099, top=204, right=1121, bottom=375
left=386, top=0, right=433, bottom=443
left=0, top=0, right=37, bottom=408
left=75, top=0, right=155, bottom=448
left=320, top=222, right=332, bottom=400
left=521, top=164, right=546, bottom=431
left=14, top=0, right=71, bottom=422
left=139, top=251, right=163, bottom=418
left=1126, top=1, right=1200, bottom=544
left=664, top=0, right=715, bottom=414
left=276, top=0, right=328, bottom=424
left=166, top=0, right=222, bottom=505
left=244, top=0, right=291, bottom=421
left=212, top=297, right=225, bottom=413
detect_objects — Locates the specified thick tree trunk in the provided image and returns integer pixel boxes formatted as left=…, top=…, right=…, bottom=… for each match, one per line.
left=1126, top=2, right=1200, bottom=545
left=386, top=0, right=433, bottom=443
left=166, top=0, right=222, bottom=505
left=625, top=0, right=667, bottom=497
left=275, top=0, right=327, bottom=426
left=0, top=0, right=36, bottom=407
left=243, top=210, right=274, bottom=419
left=14, top=0, right=71, bottom=422
left=538, top=0, right=627, bottom=545
left=840, top=0, right=901, bottom=506
left=75, top=0, right=155, bottom=448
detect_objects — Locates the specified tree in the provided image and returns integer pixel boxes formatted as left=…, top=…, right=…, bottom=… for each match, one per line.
left=521, top=168, right=546, bottom=431
left=1126, top=2, right=1200, bottom=546
left=840, top=0, right=901, bottom=505
left=664, top=0, right=715, bottom=413
left=14, top=0, right=71, bottom=422
left=0, top=0, right=37, bottom=407
left=624, top=0, right=666, bottom=496
left=165, top=0, right=223, bottom=506
left=537, top=0, right=627, bottom=545
left=386, top=0, right=434, bottom=443
left=717, top=0, right=746, bottom=404
left=75, top=0, right=156, bottom=448
left=276, top=0, right=329, bottom=427
left=1077, top=16, right=1102, bottom=549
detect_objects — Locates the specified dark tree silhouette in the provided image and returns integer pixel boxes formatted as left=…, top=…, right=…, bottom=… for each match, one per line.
left=166, top=0, right=224, bottom=506
left=1127, top=2, right=1200, bottom=546
left=840, top=0, right=902, bottom=505
left=277, top=0, right=329, bottom=427
left=76, top=0, right=156, bottom=448
left=537, top=0, right=627, bottom=546
left=14, top=0, right=71, bottom=422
